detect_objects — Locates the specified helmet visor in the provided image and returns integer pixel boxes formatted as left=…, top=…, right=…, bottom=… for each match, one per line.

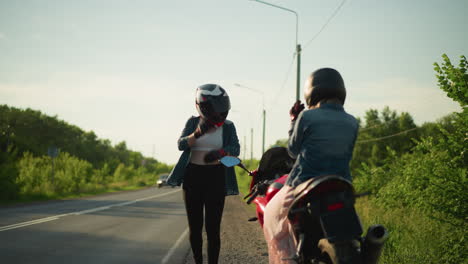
left=211, top=96, right=231, bottom=113
left=198, top=101, right=229, bottom=123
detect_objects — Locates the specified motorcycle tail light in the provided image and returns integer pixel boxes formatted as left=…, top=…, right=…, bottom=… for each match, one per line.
left=327, top=202, right=344, bottom=211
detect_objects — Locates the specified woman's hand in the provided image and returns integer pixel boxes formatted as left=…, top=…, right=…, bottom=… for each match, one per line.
left=289, top=100, right=305, bottom=121
left=194, top=118, right=214, bottom=138
left=204, top=149, right=227, bottom=163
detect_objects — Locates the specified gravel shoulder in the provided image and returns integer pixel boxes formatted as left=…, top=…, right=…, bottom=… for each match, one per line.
left=184, top=195, right=269, bottom=264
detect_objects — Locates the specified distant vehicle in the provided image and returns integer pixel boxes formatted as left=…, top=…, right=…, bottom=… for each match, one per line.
left=156, top=174, right=169, bottom=188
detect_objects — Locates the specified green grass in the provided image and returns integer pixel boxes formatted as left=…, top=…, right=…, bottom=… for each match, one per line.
left=235, top=159, right=260, bottom=212
left=356, top=197, right=467, bottom=264
left=235, top=159, right=259, bottom=196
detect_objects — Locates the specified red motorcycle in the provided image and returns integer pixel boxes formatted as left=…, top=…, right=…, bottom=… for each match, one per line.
left=220, top=147, right=388, bottom=264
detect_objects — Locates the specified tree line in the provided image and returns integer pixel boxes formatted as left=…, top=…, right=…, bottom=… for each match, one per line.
left=0, top=106, right=172, bottom=201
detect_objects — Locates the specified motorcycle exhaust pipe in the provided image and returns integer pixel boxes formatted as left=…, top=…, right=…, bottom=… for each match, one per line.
left=361, top=225, right=388, bottom=264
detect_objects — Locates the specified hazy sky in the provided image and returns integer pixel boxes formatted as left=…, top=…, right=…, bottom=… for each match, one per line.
left=1, top=0, right=466, bottom=164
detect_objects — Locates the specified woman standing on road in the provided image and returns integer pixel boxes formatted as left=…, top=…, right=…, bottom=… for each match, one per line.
left=167, top=84, right=240, bottom=264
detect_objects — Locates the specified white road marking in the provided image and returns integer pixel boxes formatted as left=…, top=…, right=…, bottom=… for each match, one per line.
left=0, top=189, right=181, bottom=232
left=161, top=227, right=189, bottom=264
left=0, top=216, right=61, bottom=232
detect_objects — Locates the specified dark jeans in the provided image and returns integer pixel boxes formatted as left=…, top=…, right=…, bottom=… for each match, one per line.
left=183, top=163, right=226, bottom=264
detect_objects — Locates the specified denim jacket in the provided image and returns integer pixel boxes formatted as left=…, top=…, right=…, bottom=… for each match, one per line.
left=166, top=116, right=240, bottom=196
left=286, top=103, right=359, bottom=187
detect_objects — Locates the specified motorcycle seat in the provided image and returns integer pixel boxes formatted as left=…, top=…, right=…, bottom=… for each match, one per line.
left=289, top=175, right=355, bottom=216
left=292, top=174, right=351, bottom=198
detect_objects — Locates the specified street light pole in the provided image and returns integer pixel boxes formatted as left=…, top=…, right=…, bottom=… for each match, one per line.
left=234, top=83, right=266, bottom=154
left=243, top=135, right=246, bottom=160
left=250, top=128, right=254, bottom=161
left=296, top=44, right=301, bottom=101
left=262, top=109, right=266, bottom=154
left=250, top=0, right=301, bottom=101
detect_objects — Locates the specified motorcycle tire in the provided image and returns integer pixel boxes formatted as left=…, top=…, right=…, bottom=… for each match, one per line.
left=317, top=239, right=362, bottom=264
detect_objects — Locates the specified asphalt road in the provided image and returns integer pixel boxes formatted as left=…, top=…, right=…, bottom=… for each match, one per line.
left=0, top=187, right=190, bottom=264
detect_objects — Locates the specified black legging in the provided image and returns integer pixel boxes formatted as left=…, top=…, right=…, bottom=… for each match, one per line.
left=183, top=163, right=226, bottom=264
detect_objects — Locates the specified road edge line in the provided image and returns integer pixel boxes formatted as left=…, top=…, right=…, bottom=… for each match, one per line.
left=161, top=227, right=189, bottom=264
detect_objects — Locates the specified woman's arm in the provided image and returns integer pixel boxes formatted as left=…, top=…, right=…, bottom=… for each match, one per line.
left=287, top=112, right=305, bottom=158
left=223, top=122, right=241, bottom=156
left=177, top=117, right=198, bottom=151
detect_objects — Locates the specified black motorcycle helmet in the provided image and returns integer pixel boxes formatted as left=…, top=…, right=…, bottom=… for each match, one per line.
left=195, top=84, right=231, bottom=124
left=304, top=68, right=346, bottom=107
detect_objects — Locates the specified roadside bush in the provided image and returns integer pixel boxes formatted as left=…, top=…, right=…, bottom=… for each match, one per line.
left=0, top=147, right=20, bottom=200
left=16, top=152, right=53, bottom=196
left=16, top=152, right=93, bottom=196
left=353, top=147, right=399, bottom=196
left=53, top=152, right=93, bottom=194
left=354, top=116, right=467, bottom=262
left=90, top=162, right=111, bottom=186
left=352, top=54, right=467, bottom=263
left=377, top=137, right=467, bottom=226
left=13, top=151, right=165, bottom=200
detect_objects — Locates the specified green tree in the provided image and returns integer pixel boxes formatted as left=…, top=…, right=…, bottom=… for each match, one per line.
left=434, top=54, right=468, bottom=107
left=351, top=107, right=417, bottom=172
left=433, top=54, right=467, bottom=168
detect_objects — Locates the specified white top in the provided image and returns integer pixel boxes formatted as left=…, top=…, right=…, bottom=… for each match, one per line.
left=190, top=126, right=223, bottom=165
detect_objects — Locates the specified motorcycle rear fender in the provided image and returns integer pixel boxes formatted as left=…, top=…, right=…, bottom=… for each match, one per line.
left=318, top=194, right=363, bottom=242
left=288, top=175, right=363, bottom=242
left=288, top=175, right=355, bottom=217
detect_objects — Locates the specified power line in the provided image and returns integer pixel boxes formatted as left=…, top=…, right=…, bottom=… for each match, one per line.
left=272, top=53, right=297, bottom=105
left=303, top=0, right=347, bottom=50
left=356, top=127, right=419, bottom=144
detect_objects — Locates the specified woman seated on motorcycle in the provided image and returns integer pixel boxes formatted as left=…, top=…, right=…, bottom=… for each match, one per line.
left=263, top=68, right=359, bottom=264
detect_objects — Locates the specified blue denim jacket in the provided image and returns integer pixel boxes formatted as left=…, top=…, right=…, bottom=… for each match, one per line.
left=286, top=103, right=359, bottom=187
left=166, top=116, right=240, bottom=196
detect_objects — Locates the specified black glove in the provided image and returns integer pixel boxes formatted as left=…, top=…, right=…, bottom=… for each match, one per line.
left=204, top=149, right=227, bottom=163
left=194, top=118, right=214, bottom=138
left=289, top=100, right=305, bottom=121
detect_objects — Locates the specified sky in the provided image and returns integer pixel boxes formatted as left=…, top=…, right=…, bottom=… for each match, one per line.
left=0, top=0, right=466, bottom=164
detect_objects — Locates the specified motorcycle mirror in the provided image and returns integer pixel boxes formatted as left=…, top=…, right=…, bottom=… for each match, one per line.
left=220, top=156, right=241, bottom=167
